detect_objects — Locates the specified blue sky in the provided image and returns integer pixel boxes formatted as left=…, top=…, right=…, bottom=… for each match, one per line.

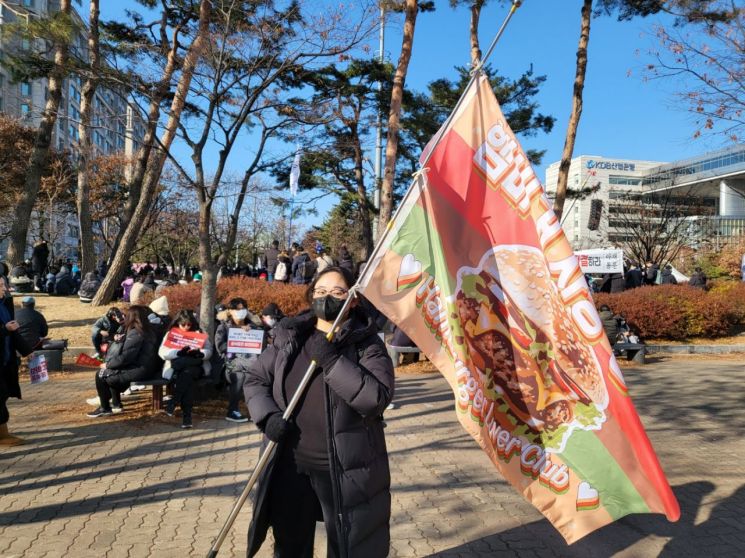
left=101, top=1, right=723, bottom=228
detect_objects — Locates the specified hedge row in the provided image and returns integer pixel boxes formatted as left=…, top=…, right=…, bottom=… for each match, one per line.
left=594, top=282, right=745, bottom=340
left=160, top=276, right=308, bottom=317
left=158, top=276, right=745, bottom=341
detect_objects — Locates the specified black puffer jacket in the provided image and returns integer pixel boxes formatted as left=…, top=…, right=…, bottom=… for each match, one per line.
left=244, top=309, right=394, bottom=558
left=104, top=328, right=158, bottom=380
left=0, top=315, right=34, bottom=401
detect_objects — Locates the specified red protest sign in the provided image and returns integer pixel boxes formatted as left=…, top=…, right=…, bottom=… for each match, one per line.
left=163, top=329, right=207, bottom=350
left=76, top=353, right=104, bottom=368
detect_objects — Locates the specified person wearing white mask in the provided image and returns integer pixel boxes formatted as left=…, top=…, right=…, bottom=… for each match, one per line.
left=214, top=297, right=263, bottom=422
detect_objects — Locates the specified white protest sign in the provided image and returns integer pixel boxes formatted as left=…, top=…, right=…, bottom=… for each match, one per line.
left=575, top=249, right=624, bottom=274
left=29, top=354, right=49, bottom=384
left=227, top=328, right=265, bottom=355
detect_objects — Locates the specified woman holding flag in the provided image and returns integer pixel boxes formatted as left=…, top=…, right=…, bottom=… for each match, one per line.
left=243, top=266, right=394, bottom=558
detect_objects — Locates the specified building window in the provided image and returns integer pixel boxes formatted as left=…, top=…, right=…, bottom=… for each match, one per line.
left=23, top=0, right=34, bottom=7
left=609, top=175, right=641, bottom=186
left=21, top=103, right=30, bottom=117
left=20, top=82, right=31, bottom=96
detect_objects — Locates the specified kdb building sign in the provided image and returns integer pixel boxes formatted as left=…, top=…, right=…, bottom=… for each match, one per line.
left=586, top=160, right=636, bottom=172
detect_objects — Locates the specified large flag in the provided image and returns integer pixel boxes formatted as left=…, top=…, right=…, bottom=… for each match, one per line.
left=289, top=146, right=301, bottom=198
left=357, top=75, right=680, bottom=543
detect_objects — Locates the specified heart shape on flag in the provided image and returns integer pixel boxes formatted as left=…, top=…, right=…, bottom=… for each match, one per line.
left=576, top=481, right=600, bottom=511
left=397, top=254, right=423, bottom=290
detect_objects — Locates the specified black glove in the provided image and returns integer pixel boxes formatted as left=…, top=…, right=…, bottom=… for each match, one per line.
left=188, top=348, right=204, bottom=359
left=308, top=332, right=339, bottom=372
left=177, top=346, right=190, bottom=357
left=262, top=412, right=290, bottom=443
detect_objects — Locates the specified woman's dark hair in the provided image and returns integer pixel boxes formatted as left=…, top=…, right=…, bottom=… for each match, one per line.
left=107, top=307, right=124, bottom=321
left=305, top=266, right=355, bottom=304
left=0, top=262, right=8, bottom=276
left=169, top=309, right=200, bottom=332
left=123, top=305, right=151, bottom=335
left=228, top=297, right=248, bottom=310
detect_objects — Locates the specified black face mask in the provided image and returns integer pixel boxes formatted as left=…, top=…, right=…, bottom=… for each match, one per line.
left=312, top=295, right=346, bottom=321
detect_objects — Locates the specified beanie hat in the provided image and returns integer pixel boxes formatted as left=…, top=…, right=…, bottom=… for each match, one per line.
left=148, top=295, right=170, bottom=316
left=261, top=303, right=282, bottom=318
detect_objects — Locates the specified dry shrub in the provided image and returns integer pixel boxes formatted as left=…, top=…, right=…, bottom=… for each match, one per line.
left=595, top=282, right=745, bottom=340
left=162, top=276, right=308, bottom=317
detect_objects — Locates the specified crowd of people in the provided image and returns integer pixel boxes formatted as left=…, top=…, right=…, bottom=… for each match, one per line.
left=587, top=260, right=708, bottom=294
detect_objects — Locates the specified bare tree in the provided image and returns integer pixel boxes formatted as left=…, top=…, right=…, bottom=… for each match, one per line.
left=92, top=0, right=212, bottom=305
left=646, top=1, right=744, bottom=140
left=76, top=0, right=100, bottom=275
left=605, top=187, right=713, bottom=265
left=6, top=0, right=72, bottom=265
left=553, top=0, right=593, bottom=222
left=169, top=0, right=373, bottom=333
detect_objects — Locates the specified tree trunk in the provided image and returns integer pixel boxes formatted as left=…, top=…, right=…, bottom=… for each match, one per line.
left=553, top=0, right=592, bottom=221
left=469, top=1, right=483, bottom=67
left=197, top=197, right=217, bottom=336
left=6, top=0, right=71, bottom=265
left=377, top=0, right=418, bottom=234
left=77, top=0, right=100, bottom=275
left=91, top=0, right=212, bottom=306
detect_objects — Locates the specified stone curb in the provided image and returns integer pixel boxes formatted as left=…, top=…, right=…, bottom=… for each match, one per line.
left=646, top=344, right=745, bottom=354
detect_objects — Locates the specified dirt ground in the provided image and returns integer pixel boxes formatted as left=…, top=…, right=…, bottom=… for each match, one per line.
left=18, top=293, right=127, bottom=347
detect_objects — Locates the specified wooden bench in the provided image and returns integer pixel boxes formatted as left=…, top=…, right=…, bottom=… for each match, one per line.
left=132, top=379, right=172, bottom=412
left=386, top=344, right=421, bottom=368
left=613, top=342, right=646, bottom=364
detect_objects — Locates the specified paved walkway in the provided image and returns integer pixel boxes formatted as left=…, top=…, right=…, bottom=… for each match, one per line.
left=1, top=360, right=744, bottom=557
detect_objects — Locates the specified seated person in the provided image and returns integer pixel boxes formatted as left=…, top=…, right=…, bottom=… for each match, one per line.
left=54, top=266, right=75, bottom=296
left=14, top=296, right=48, bottom=350
left=9, top=263, right=34, bottom=293
left=45, top=269, right=57, bottom=294
left=388, top=325, right=420, bottom=365
left=259, top=303, right=285, bottom=345
left=598, top=305, right=638, bottom=347
left=78, top=271, right=102, bottom=303
left=158, top=310, right=212, bottom=429
left=91, top=307, right=124, bottom=359
left=87, top=306, right=159, bottom=417
left=215, top=298, right=263, bottom=423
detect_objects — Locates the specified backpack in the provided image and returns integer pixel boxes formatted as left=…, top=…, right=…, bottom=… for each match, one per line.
left=274, top=261, right=288, bottom=281
left=299, top=257, right=316, bottom=281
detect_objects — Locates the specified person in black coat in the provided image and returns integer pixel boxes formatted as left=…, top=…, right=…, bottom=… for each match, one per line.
left=660, top=265, right=677, bottom=285
left=0, top=280, right=34, bottom=446
left=54, top=267, right=75, bottom=296
left=264, top=240, right=280, bottom=282
left=14, top=296, right=48, bottom=350
left=244, top=266, right=394, bottom=558
left=600, top=273, right=625, bottom=294
left=86, top=305, right=158, bottom=417
left=31, top=239, right=49, bottom=286
left=625, top=263, right=644, bottom=289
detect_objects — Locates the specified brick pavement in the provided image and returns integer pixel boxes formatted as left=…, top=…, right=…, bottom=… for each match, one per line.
left=1, top=360, right=744, bottom=557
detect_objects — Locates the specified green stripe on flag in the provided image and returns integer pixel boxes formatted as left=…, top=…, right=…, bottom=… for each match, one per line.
left=390, top=201, right=456, bottom=290
left=562, top=430, right=650, bottom=519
